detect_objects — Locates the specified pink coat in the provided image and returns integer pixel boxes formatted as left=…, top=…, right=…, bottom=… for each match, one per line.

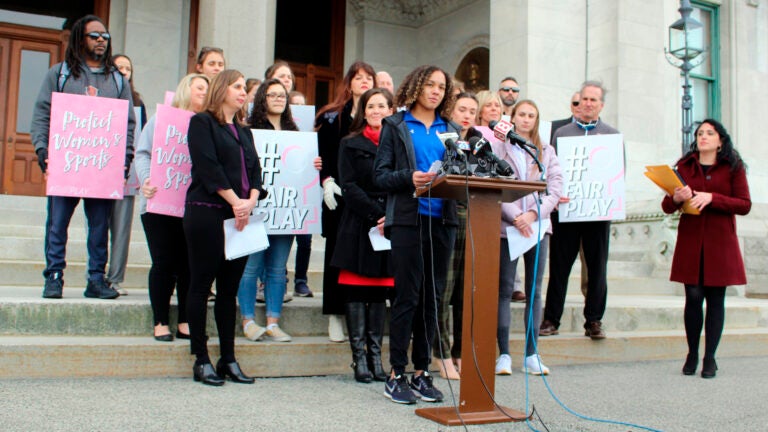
left=493, top=139, right=563, bottom=238
left=661, top=153, right=751, bottom=286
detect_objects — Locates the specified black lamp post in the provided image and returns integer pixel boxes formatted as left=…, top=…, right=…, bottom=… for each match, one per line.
left=665, top=0, right=706, bottom=154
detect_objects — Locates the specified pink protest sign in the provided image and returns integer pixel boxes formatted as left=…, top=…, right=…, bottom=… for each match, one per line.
left=164, top=91, right=175, bottom=106
left=146, top=104, right=194, bottom=217
left=46, top=92, right=128, bottom=199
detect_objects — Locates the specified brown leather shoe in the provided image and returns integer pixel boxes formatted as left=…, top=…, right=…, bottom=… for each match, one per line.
left=585, top=321, right=606, bottom=340
left=539, top=319, right=558, bottom=336
left=512, top=291, right=526, bottom=302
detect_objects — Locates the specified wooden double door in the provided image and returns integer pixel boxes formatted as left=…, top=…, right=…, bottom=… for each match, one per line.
left=0, top=23, right=66, bottom=196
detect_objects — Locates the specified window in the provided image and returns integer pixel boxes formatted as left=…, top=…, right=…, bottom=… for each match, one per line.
left=690, top=1, right=720, bottom=122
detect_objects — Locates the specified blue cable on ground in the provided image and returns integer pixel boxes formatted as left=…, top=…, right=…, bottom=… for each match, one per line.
left=519, top=192, right=664, bottom=432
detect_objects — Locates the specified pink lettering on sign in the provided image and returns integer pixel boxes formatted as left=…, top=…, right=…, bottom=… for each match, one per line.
left=146, top=104, right=194, bottom=217
left=46, top=92, right=128, bottom=199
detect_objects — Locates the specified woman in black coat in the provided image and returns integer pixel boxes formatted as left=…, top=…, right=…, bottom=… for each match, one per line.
left=331, top=88, right=394, bottom=383
left=183, top=70, right=267, bottom=386
left=315, top=61, right=377, bottom=341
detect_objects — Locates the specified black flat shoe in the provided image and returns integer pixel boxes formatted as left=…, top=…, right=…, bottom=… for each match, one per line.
left=154, top=333, right=173, bottom=342
left=682, top=353, right=698, bottom=375
left=701, top=357, right=718, bottom=379
left=216, top=360, right=255, bottom=384
left=175, top=330, right=190, bottom=340
left=193, top=363, right=224, bottom=386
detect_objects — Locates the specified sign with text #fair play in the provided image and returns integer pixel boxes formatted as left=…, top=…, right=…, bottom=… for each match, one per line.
left=146, top=104, right=194, bottom=217
left=251, top=129, right=322, bottom=234
left=47, top=93, right=128, bottom=199
left=557, top=134, right=625, bottom=222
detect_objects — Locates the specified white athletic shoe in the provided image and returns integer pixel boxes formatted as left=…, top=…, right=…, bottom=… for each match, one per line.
left=495, top=354, right=512, bottom=375
left=523, top=354, right=550, bottom=375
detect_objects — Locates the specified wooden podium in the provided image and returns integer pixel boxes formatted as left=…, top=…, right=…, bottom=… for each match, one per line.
left=414, top=175, right=546, bottom=426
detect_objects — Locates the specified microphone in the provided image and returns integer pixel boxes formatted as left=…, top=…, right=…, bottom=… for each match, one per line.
left=468, top=136, right=514, bottom=177
left=437, top=132, right=466, bottom=161
left=489, top=120, right=536, bottom=149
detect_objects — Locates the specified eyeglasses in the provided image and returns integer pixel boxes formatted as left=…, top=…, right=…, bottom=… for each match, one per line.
left=571, top=101, right=580, bottom=107
left=266, top=93, right=287, bottom=100
left=86, top=32, right=110, bottom=41
left=499, top=87, right=520, bottom=93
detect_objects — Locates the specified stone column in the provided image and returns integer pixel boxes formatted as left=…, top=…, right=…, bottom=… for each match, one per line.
left=197, top=0, right=276, bottom=79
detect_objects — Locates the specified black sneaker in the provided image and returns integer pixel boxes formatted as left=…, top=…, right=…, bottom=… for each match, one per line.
left=84, top=278, right=119, bottom=299
left=42, top=273, right=64, bottom=299
left=410, top=371, right=443, bottom=402
left=384, top=374, right=417, bottom=404
left=293, top=280, right=314, bottom=297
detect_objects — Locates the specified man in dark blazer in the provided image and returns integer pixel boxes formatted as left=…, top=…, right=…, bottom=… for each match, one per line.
left=549, top=91, right=581, bottom=144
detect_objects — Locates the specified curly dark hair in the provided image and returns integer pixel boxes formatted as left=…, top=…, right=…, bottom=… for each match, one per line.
left=685, top=118, right=746, bottom=172
left=65, top=15, right=114, bottom=79
left=248, top=78, right=298, bottom=131
left=395, top=65, right=454, bottom=119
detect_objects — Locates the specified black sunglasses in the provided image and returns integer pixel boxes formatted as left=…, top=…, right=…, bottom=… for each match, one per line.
left=500, top=87, right=520, bottom=93
left=571, top=101, right=580, bottom=107
left=86, top=32, right=110, bottom=41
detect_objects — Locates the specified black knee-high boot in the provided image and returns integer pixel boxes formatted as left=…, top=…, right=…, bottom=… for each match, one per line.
left=345, top=302, right=372, bottom=383
left=366, top=301, right=388, bottom=381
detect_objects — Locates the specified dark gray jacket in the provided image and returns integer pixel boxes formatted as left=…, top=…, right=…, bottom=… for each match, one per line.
left=373, top=110, right=461, bottom=234
left=30, top=62, right=136, bottom=159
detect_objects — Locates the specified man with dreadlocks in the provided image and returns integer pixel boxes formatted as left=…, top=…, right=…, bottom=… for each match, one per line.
left=31, top=14, right=136, bottom=300
left=374, top=65, right=459, bottom=405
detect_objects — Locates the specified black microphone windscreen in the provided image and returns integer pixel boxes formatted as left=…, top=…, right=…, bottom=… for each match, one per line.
left=466, top=127, right=484, bottom=139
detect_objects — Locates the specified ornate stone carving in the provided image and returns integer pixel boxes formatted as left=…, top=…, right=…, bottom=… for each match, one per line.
left=348, top=0, right=477, bottom=27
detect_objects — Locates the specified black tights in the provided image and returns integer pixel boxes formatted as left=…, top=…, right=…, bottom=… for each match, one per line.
left=684, top=284, right=725, bottom=359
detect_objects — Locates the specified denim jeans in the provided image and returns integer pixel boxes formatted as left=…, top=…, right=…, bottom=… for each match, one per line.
left=238, top=234, right=295, bottom=319
left=44, top=196, right=112, bottom=281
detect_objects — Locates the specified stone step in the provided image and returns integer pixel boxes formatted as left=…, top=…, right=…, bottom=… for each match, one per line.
left=2, top=328, right=767, bottom=379
left=3, top=287, right=767, bottom=337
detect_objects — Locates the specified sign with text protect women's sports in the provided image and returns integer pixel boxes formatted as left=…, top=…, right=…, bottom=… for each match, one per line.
left=557, top=134, right=626, bottom=222
left=46, top=93, right=128, bottom=199
left=146, top=104, right=195, bottom=217
left=251, top=129, right=322, bottom=235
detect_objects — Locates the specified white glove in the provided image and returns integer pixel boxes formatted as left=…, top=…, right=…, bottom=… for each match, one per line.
left=322, top=177, right=342, bottom=210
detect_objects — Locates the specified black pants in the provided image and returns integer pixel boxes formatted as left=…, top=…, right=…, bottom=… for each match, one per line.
left=322, top=202, right=344, bottom=315
left=388, top=216, right=456, bottom=375
left=544, top=212, right=610, bottom=328
left=183, top=204, right=247, bottom=364
left=141, top=212, right=189, bottom=326
left=684, top=284, right=725, bottom=359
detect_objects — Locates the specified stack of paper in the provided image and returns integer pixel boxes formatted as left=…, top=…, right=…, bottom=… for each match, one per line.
left=644, top=165, right=699, bottom=215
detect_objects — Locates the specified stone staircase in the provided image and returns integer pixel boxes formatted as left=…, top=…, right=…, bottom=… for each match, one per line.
left=1, top=194, right=767, bottom=379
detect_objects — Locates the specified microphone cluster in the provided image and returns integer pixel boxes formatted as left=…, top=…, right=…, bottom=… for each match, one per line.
left=437, top=130, right=515, bottom=178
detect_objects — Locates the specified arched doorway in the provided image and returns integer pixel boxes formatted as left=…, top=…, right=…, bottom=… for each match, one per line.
left=454, top=47, right=489, bottom=93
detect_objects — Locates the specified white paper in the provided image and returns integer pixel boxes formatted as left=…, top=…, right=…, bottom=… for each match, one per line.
left=290, top=104, right=316, bottom=132
left=368, top=226, right=391, bottom=251
left=251, top=129, right=322, bottom=234
left=505, top=218, right=551, bottom=261
left=223, top=213, right=270, bottom=260
left=557, top=134, right=625, bottom=222
left=538, top=120, right=552, bottom=146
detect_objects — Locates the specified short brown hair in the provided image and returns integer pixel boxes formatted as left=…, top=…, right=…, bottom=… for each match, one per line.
left=204, top=69, right=245, bottom=124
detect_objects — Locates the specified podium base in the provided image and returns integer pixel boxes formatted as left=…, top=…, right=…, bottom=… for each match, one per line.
left=415, top=405, right=529, bottom=426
